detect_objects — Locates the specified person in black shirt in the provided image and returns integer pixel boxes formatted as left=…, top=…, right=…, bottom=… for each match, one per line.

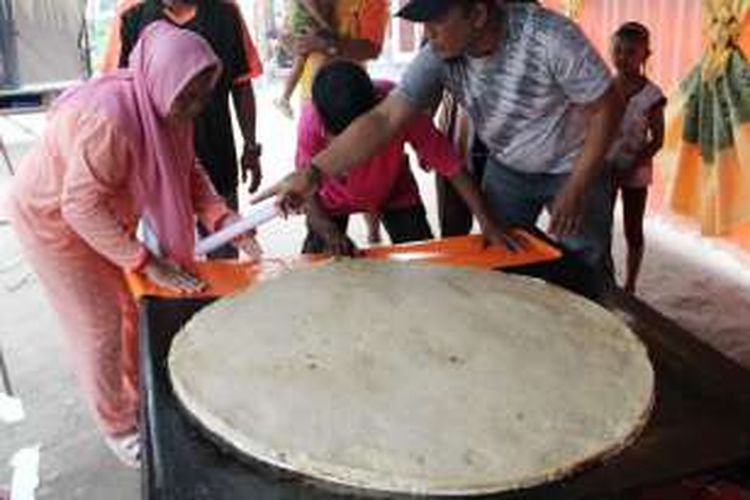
left=109, top=0, right=264, bottom=257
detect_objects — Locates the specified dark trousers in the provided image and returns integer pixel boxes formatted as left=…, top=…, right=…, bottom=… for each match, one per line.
left=302, top=205, right=433, bottom=254
left=435, top=137, right=488, bottom=237
left=482, top=159, right=615, bottom=294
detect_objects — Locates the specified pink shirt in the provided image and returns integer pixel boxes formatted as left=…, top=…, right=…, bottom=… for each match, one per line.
left=10, top=109, right=231, bottom=271
left=295, top=81, right=463, bottom=215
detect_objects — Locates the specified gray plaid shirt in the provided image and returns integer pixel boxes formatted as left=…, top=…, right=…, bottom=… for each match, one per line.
left=396, top=3, right=612, bottom=174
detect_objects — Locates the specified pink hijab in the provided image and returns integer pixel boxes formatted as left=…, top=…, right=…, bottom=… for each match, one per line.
left=52, top=21, right=221, bottom=265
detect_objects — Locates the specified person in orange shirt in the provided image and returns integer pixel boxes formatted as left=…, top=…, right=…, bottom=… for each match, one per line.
left=274, top=0, right=336, bottom=119
left=103, top=0, right=264, bottom=258
left=9, top=22, right=261, bottom=467
left=290, top=0, right=388, bottom=100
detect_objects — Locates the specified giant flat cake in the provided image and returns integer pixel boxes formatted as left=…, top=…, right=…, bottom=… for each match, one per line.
left=169, top=260, right=654, bottom=496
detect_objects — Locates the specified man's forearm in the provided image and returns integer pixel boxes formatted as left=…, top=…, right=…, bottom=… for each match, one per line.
left=570, top=86, right=623, bottom=188
left=448, top=170, right=496, bottom=228
left=312, top=96, right=413, bottom=177
left=231, top=82, right=257, bottom=145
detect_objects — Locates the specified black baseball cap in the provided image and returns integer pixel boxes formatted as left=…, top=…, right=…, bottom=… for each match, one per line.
left=396, top=0, right=463, bottom=22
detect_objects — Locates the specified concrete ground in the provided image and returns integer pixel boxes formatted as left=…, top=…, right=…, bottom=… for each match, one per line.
left=1, top=77, right=749, bottom=499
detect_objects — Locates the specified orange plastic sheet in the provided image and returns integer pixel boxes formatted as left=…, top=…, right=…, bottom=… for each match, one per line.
left=126, top=231, right=561, bottom=299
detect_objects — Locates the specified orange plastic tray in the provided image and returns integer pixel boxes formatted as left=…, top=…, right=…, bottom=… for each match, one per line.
left=126, top=230, right=561, bottom=299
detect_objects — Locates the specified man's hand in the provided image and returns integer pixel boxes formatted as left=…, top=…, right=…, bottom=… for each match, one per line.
left=550, top=85, right=620, bottom=238
left=144, top=256, right=206, bottom=294
left=252, top=169, right=319, bottom=215
left=446, top=170, right=527, bottom=252
left=241, top=143, right=262, bottom=194
left=549, top=178, right=588, bottom=238
left=479, top=219, right=528, bottom=252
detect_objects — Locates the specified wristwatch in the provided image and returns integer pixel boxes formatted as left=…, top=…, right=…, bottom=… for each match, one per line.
left=245, top=143, right=262, bottom=157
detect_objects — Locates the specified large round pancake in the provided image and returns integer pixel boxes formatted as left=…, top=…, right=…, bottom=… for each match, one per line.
left=169, top=260, right=654, bottom=496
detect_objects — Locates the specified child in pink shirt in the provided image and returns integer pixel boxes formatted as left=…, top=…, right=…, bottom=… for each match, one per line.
left=296, top=61, right=506, bottom=255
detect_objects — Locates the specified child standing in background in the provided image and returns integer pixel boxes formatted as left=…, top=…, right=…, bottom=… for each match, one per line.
left=607, top=22, right=666, bottom=294
left=275, top=0, right=335, bottom=118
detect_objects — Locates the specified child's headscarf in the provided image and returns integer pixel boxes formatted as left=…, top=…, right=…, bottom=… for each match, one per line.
left=52, top=21, right=222, bottom=265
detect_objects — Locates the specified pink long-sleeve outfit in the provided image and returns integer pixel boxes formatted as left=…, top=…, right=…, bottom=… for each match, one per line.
left=8, top=22, right=231, bottom=437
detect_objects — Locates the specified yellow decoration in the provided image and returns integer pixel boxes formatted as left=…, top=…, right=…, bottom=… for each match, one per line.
left=564, top=0, right=584, bottom=20
left=702, top=0, right=743, bottom=81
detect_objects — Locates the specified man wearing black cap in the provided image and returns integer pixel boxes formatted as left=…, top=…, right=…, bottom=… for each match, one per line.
left=258, top=0, right=621, bottom=289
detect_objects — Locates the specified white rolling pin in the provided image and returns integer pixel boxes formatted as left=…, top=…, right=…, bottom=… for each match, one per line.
left=194, top=197, right=281, bottom=256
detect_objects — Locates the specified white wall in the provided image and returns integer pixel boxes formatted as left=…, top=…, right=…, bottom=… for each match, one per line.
left=11, top=0, right=87, bottom=86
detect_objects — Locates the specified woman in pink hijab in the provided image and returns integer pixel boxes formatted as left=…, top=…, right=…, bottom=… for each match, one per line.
left=8, top=21, right=260, bottom=467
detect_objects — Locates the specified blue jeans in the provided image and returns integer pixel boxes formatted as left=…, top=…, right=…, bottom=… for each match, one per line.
left=482, top=159, right=614, bottom=288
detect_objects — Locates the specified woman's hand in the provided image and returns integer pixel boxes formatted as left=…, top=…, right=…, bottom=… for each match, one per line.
left=144, top=256, right=206, bottom=294
left=233, top=230, right=263, bottom=261
left=216, top=213, right=263, bottom=261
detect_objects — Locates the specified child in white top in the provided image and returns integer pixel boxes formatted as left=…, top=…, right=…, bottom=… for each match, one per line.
left=607, top=22, right=666, bottom=294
